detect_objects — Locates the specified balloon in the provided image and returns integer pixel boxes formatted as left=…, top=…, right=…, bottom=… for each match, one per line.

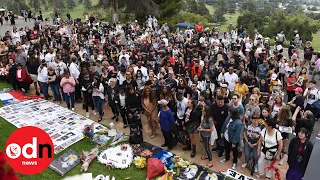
left=146, top=158, right=165, bottom=180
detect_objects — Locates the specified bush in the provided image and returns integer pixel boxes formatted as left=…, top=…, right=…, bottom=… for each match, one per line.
left=159, top=12, right=209, bottom=30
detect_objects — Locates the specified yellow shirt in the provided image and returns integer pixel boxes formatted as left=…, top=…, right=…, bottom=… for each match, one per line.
left=234, top=83, right=249, bottom=99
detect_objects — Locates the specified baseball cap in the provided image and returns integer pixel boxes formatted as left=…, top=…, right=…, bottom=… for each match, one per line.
left=158, top=99, right=168, bottom=106
left=294, top=87, right=303, bottom=93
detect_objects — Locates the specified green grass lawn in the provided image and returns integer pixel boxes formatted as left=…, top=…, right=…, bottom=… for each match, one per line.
left=0, top=82, right=146, bottom=180
left=312, top=32, right=320, bottom=51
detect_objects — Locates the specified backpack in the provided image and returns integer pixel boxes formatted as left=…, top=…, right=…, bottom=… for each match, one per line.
left=262, top=129, right=279, bottom=161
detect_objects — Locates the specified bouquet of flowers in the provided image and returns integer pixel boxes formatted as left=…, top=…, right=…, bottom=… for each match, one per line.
left=80, top=147, right=99, bottom=172
left=133, top=156, right=147, bottom=169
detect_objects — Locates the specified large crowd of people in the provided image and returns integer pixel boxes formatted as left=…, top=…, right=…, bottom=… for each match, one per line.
left=0, top=14, right=320, bottom=180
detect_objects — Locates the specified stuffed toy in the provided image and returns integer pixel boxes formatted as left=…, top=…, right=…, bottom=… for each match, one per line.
left=83, top=122, right=95, bottom=140
left=80, top=147, right=99, bottom=172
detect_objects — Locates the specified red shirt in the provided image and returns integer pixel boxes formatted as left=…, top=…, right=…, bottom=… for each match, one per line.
left=287, top=77, right=298, bottom=91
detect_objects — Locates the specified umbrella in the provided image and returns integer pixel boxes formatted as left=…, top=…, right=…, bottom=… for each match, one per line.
left=175, top=23, right=195, bottom=29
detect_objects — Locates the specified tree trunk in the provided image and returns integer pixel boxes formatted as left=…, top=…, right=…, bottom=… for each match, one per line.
left=112, top=0, right=119, bottom=24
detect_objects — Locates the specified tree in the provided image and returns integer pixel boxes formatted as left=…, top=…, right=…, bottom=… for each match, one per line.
left=158, top=0, right=181, bottom=18
left=29, top=0, right=41, bottom=12
left=240, top=0, right=257, bottom=12
left=66, top=0, right=76, bottom=10
left=197, top=1, right=210, bottom=16
left=47, top=0, right=65, bottom=13
left=213, top=8, right=226, bottom=23
left=83, top=0, right=92, bottom=9
left=96, top=0, right=161, bottom=23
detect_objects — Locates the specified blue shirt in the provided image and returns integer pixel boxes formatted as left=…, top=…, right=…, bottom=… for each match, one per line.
left=230, top=104, right=245, bottom=116
left=159, top=108, right=175, bottom=132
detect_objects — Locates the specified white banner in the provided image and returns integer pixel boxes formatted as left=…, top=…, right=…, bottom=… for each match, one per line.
left=226, top=169, right=256, bottom=180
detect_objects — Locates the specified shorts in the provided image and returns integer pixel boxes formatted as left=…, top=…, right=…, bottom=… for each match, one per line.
left=30, top=74, right=38, bottom=82
left=185, top=122, right=197, bottom=134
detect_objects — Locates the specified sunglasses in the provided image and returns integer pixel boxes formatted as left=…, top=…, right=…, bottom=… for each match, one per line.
left=250, top=99, right=255, bottom=101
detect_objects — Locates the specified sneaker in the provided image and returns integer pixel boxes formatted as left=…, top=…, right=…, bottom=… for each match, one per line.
left=220, top=159, right=228, bottom=163
left=123, top=124, right=127, bottom=128
left=241, top=163, right=247, bottom=168
left=71, top=108, right=75, bottom=111
left=254, top=165, right=258, bottom=173
left=232, top=163, right=237, bottom=170
left=86, top=112, right=90, bottom=118
left=93, top=110, right=97, bottom=116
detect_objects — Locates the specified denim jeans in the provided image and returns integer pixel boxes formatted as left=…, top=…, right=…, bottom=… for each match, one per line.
left=64, top=92, right=75, bottom=109
left=40, top=82, right=49, bottom=98
left=244, top=142, right=258, bottom=164
left=49, top=84, right=61, bottom=101
left=92, top=96, right=103, bottom=117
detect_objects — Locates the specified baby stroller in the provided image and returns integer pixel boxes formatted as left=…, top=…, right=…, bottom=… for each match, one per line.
left=128, top=109, right=143, bottom=144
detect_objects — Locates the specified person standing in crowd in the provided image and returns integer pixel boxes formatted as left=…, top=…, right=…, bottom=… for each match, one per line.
left=37, top=60, right=49, bottom=99
left=244, top=94, right=261, bottom=124
left=92, top=76, right=105, bottom=122
left=292, top=106, right=314, bottom=136
left=16, top=63, right=30, bottom=93
left=158, top=99, right=175, bottom=152
left=257, top=118, right=283, bottom=179
left=142, top=86, right=158, bottom=139
left=211, top=95, right=229, bottom=157
left=47, top=66, right=61, bottom=104
left=286, top=127, right=313, bottom=180
left=182, top=99, right=202, bottom=158
left=107, top=78, right=120, bottom=122
left=198, top=106, right=214, bottom=168
left=69, top=54, right=81, bottom=103
left=242, top=116, right=261, bottom=172
left=15, top=46, right=28, bottom=67
left=303, top=80, right=320, bottom=120
left=220, top=108, right=243, bottom=169
left=80, top=73, right=95, bottom=118
left=60, top=70, right=76, bottom=111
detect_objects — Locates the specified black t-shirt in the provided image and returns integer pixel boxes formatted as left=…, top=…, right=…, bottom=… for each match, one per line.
left=122, top=79, right=138, bottom=91
left=47, top=72, right=58, bottom=85
left=177, top=85, right=192, bottom=98
left=293, top=96, right=304, bottom=109
left=211, top=103, right=229, bottom=130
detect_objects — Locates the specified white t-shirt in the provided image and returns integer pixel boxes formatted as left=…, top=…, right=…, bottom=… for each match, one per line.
left=45, top=53, right=56, bottom=66
left=260, top=128, right=282, bottom=153
left=176, top=97, right=188, bottom=119
left=224, top=119, right=233, bottom=142
left=303, top=88, right=320, bottom=105
left=22, top=44, right=30, bottom=54
left=37, top=67, right=48, bottom=83
left=69, top=62, right=80, bottom=79
left=224, top=72, right=238, bottom=91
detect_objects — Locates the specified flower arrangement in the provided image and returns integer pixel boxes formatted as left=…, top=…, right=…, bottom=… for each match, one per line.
left=133, top=156, right=147, bottom=169
left=172, top=156, right=191, bottom=168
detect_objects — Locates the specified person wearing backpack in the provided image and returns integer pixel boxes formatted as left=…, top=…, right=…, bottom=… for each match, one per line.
left=257, top=118, right=283, bottom=179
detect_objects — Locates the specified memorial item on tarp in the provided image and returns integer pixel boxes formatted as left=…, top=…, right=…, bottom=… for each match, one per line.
left=133, top=156, right=147, bottom=169
left=197, top=169, right=225, bottom=180
left=171, top=156, right=191, bottom=170
left=62, top=173, right=92, bottom=180
left=83, top=122, right=95, bottom=140
left=157, top=170, right=175, bottom=180
left=80, top=147, right=99, bottom=172
left=110, top=131, right=129, bottom=146
left=97, top=144, right=133, bottom=169
left=0, top=99, right=106, bottom=154
left=174, top=164, right=203, bottom=180
left=154, top=150, right=174, bottom=168
left=132, top=142, right=161, bottom=159
left=108, top=123, right=117, bottom=136
left=146, top=158, right=165, bottom=180
left=94, top=175, right=116, bottom=180
left=49, top=149, right=81, bottom=176
left=93, top=134, right=110, bottom=146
